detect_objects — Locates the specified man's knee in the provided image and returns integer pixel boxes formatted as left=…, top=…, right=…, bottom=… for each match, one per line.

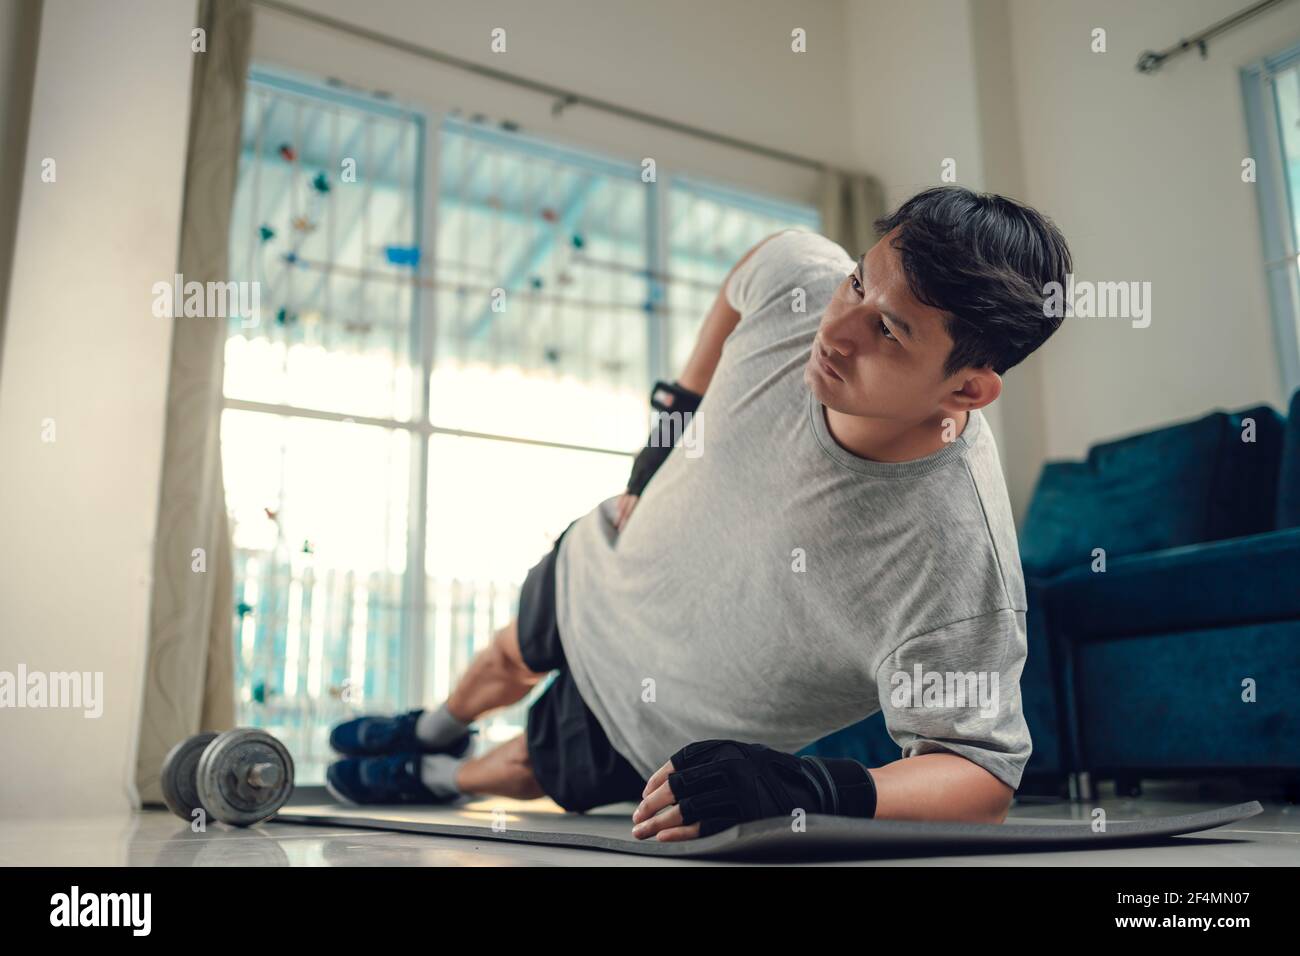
left=491, top=620, right=544, bottom=682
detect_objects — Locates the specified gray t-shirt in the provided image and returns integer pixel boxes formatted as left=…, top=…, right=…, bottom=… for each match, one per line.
left=554, top=228, right=1033, bottom=790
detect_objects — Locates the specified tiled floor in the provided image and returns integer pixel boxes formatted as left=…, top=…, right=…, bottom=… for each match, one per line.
left=2, top=787, right=1297, bottom=866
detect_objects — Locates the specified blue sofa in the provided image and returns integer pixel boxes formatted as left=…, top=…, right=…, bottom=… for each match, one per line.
left=802, top=390, right=1300, bottom=799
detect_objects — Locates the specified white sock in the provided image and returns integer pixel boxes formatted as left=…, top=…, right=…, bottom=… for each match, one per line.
left=419, top=754, right=467, bottom=799
left=415, top=702, right=471, bottom=749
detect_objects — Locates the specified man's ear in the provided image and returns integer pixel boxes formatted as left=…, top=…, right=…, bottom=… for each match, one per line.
left=945, top=367, right=1002, bottom=412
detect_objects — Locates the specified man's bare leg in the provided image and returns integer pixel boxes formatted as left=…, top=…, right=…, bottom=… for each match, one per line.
left=454, top=734, right=546, bottom=799
left=422, top=619, right=550, bottom=799
left=444, top=618, right=546, bottom=721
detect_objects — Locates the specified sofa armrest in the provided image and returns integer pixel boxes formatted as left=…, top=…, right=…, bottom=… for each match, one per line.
left=1041, top=527, right=1300, bottom=640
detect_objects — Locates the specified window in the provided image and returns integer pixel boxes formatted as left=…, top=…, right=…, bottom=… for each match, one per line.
left=1243, top=47, right=1300, bottom=396
left=223, top=69, right=820, bottom=782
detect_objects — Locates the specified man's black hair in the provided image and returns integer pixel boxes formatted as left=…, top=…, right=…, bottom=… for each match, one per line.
left=872, top=186, right=1072, bottom=376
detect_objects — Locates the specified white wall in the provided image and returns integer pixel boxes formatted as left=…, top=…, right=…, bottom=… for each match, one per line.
left=845, top=0, right=987, bottom=209
left=0, top=0, right=194, bottom=817
left=1006, top=0, right=1292, bottom=461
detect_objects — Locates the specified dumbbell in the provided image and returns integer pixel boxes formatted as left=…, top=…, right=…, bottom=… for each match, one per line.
left=159, top=727, right=295, bottom=827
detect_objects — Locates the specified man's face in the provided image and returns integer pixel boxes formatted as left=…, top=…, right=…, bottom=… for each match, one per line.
left=803, top=228, right=967, bottom=425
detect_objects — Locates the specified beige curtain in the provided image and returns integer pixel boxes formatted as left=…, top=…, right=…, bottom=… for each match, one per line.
left=818, top=167, right=886, bottom=259
left=136, top=0, right=252, bottom=803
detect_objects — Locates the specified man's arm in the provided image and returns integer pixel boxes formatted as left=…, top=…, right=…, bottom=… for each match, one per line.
left=676, top=231, right=776, bottom=393
left=615, top=233, right=780, bottom=529
left=869, top=751, right=1014, bottom=823
left=631, top=744, right=1015, bottom=842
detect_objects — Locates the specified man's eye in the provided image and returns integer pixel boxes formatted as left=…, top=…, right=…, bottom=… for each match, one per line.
left=879, top=320, right=897, bottom=341
left=850, top=274, right=863, bottom=295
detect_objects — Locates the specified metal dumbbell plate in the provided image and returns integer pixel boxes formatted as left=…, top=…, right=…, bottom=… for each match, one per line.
left=160, top=732, right=219, bottom=823
left=195, top=728, right=295, bottom=827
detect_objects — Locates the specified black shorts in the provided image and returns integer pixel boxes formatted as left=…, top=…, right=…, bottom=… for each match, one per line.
left=517, top=523, right=646, bottom=813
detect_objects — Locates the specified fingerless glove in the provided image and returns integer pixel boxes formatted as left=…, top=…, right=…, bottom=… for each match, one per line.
left=625, top=380, right=703, bottom=496
left=667, top=740, right=877, bottom=837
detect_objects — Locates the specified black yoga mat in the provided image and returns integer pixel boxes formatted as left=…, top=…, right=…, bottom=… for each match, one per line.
left=274, top=798, right=1264, bottom=860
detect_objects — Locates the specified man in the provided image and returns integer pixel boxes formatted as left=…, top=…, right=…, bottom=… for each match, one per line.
left=327, top=185, right=1073, bottom=842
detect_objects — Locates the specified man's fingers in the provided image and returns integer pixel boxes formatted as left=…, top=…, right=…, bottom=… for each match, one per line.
left=632, top=778, right=677, bottom=824
left=615, top=493, right=639, bottom=530
left=653, top=823, right=702, bottom=842
left=631, top=802, right=684, bottom=840
left=641, top=758, right=675, bottom=798
left=618, top=496, right=639, bottom=528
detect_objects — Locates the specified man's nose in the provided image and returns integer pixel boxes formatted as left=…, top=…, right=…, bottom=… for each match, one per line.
left=821, top=308, right=863, bottom=355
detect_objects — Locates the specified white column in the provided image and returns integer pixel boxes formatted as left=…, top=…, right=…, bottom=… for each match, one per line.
left=0, top=0, right=197, bottom=817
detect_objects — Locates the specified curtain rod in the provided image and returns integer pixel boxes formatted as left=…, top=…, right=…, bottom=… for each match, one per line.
left=252, top=0, right=829, bottom=172
left=1137, top=0, right=1296, bottom=73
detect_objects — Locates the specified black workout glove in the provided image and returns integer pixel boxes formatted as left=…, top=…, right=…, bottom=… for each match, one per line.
left=625, top=380, right=703, bottom=497
left=667, top=740, right=877, bottom=837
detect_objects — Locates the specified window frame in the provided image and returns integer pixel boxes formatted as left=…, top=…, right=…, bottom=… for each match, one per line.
left=1242, top=45, right=1300, bottom=397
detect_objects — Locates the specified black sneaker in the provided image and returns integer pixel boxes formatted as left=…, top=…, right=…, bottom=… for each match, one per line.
left=325, top=753, right=459, bottom=806
left=328, top=709, right=475, bottom=757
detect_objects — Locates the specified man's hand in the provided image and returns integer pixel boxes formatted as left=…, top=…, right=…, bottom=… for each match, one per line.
left=624, top=381, right=703, bottom=503
left=631, top=752, right=701, bottom=842
left=631, top=740, right=877, bottom=841
left=614, top=493, right=639, bottom=532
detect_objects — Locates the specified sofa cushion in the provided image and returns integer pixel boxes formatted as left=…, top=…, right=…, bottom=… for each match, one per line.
left=1020, top=405, right=1282, bottom=578
left=1045, top=527, right=1300, bottom=640
left=1278, top=389, right=1300, bottom=528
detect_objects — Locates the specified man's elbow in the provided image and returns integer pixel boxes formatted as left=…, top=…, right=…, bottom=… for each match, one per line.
left=975, top=775, right=1015, bottom=824
left=950, top=759, right=1016, bottom=823
left=987, top=784, right=1014, bottom=823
